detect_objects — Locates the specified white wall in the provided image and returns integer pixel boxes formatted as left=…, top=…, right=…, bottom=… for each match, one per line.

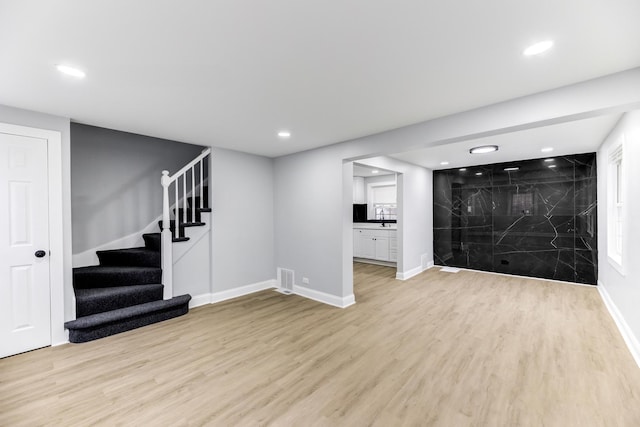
left=274, top=68, right=640, bottom=302
left=173, top=226, right=211, bottom=297
left=597, top=110, right=640, bottom=362
left=0, top=104, right=74, bottom=327
left=210, top=148, right=276, bottom=292
left=276, top=148, right=346, bottom=297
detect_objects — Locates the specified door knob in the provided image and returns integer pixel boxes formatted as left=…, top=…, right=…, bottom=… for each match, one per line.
left=34, top=250, right=46, bottom=258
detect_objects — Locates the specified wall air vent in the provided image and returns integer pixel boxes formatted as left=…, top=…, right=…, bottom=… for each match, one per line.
left=276, top=268, right=294, bottom=295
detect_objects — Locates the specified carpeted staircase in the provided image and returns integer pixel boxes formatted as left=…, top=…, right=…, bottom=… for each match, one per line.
left=64, top=188, right=210, bottom=343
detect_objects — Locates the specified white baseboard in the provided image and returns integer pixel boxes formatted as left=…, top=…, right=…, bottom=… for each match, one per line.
left=213, top=279, right=277, bottom=303
left=396, top=260, right=434, bottom=280
left=597, top=280, right=640, bottom=368
left=189, top=293, right=213, bottom=308
left=292, top=285, right=355, bottom=308
left=189, top=280, right=277, bottom=308
left=190, top=280, right=356, bottom=310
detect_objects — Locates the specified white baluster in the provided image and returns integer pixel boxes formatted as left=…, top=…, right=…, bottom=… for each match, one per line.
left=174, top=179, right=178, bottom=239
left=191, top=166, right=195, bottom=223
left=161, top=170, right=173, bottom=299
left=182, top=173, right=187, bottom=224
left=199, top=159, right=204, bottom=209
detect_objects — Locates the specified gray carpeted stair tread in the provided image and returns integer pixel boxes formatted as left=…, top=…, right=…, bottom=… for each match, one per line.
left=142, top=233, right=161, bottom=251
left=73, top=266, right=162, bottom=289
left=65, top=295, right=191, bottom=343
left=96, top=247, right=160, bottom=268
left=66, top=295, right=191, bottom=329
left=75, top=284, right=164, bottom=317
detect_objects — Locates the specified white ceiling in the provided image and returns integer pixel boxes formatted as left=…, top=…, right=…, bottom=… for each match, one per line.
left=390, top=113, right=622, bottom=170
left=1, top=1, right=640, bottom=157
left=353, top=164, right=395, bottom=178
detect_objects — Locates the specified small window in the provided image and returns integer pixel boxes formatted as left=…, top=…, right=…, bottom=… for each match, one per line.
left=608, top=142, right=624, bottom=270
left=374, top=203, right=397, bottom=220
left=369, top=183, right=397, bottom=220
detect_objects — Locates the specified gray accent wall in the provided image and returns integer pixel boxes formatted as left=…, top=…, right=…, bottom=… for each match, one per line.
left=71, top=123, right=204, bottom=253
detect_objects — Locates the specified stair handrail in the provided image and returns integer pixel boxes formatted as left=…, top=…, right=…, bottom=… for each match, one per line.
left=160, top=147, right=211, bottom=299
left=165, top=147, right=212, bottom=184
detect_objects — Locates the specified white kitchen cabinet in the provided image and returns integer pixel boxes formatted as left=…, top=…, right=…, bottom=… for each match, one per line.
left=353, top=177, right=365, bottom=204
left=374, top=236, right=389, bottom=261
left=389, top=236, right=398, bottom=262
left=353, top=228, right=396, bottom=262
left=360, top=229, right=377, bottom=259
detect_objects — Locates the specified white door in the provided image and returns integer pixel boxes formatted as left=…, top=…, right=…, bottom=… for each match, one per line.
left=0, top=132, right=51, bottom=358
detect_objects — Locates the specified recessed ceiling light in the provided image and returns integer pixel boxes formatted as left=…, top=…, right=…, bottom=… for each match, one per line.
left=371, top=170, right=379, bottom=174
left=541, top=147, right=554, bottom=153
left=548, top=165, right=557, bottom=168
left=469, top=145, right=499, bottom=154
left=523, top=40, right=554, bottom=56
left=459, top=168, right=467, bottom=172
left=277, top=131, right=291, bottom=138
left=504, top=167, right=519, bottom=172
left=544, top=158, right=554, bottom=162
left=440, top=161, right=449, bottom=166
left=56, top=64, right=85, bottom=78
left=475, top=172, right=483, bottom=176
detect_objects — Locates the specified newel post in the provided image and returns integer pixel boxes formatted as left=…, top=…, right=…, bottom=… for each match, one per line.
left=161, top=170, right=173, bottom=299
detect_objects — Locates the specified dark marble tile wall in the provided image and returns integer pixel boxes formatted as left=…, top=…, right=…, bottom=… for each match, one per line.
left=433, top=153, right=597, bottom=284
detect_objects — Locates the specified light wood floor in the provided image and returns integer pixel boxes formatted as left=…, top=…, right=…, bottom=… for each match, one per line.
left=2, top=264, right=640, bottom=426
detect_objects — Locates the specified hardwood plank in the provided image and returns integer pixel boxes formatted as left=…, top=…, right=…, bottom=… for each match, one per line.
left=1, top=263, right=640, bottom=426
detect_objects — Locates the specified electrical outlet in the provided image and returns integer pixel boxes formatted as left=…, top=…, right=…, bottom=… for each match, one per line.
left=302, top=277, right=309, bottom=285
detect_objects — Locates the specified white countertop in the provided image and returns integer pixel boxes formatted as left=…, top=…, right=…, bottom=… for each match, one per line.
left=353, top=222, right=397, bottom=230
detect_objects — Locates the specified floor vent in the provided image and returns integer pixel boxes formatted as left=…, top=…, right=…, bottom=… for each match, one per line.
left=440, top=266, right=460, bottom=273
left=277, top=268, right=294, bottom=295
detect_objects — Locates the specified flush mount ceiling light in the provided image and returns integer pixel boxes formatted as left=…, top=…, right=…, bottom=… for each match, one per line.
left=371, top=170, right=379, bottom=174
left=475, top=172, right=483, bottom=176
left=548, top=165, right=557, bottom=168
left=544, top=158, right=554, bottom=162
left=504, top=167, right=519, bottom=172
left=541, top=147, right=554, bottom=153
left=523, top=40, right=554, bottom=56
left=459, top=168, right=467, bottom=172
left=469, top=145, right=498, bottom=154
left=277, top=131, right=291, bottom=138
left=440, top=161, right=449, bottom=166
left=56, top=64, right=85, bottom=78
